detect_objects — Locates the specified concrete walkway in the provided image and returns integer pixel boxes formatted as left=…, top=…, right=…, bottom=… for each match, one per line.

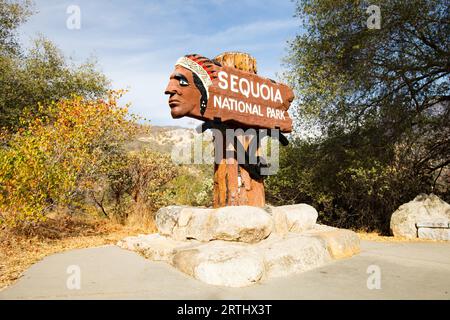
left=1, top=240, right=449, bottom=300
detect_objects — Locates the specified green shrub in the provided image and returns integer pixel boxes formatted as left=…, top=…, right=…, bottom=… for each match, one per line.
left=266, top=137, right=440, bottom=234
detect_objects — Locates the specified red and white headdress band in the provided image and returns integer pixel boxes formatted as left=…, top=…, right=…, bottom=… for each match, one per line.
left=176, top=56, right=213, bottom=99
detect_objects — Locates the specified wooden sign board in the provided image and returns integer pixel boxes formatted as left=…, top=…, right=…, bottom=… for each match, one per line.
left=165, top=54, right=295, bottom=133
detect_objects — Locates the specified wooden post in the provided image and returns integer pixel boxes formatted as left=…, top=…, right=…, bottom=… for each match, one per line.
left=212, top=52, right=265, bottom=208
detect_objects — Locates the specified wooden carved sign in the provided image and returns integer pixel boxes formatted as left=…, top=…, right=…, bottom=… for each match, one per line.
left=165, top=52, right=294, bottom=208
left=164, top=54, right=294, bottom=133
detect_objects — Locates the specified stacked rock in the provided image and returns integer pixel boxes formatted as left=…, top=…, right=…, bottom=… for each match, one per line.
left=390, top=194, right=450, bottom=240
left=117, top=204, right=360, bottom=287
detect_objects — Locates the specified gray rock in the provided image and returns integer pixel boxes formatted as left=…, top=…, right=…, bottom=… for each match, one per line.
left=170, top=207, right=216, bottom=242
left=390, top=194, right=450, bottom=238
left=271, top=204, right=318, bottom=233
left=416, top=218, right=450, bottom=228
left=171, top=235, right=332, bottom=287
left=116, top=235, right=146, bottom=251
left=303, top=227, right=361, bottom=259
left=171, top=241, right=265, bottom=287
left=154, top=206, right=187, bottom=236
left=213, top=206, right=273, bottom=242
left=118, top=227, right=358, bottom=287
left=119, top=204, right=360, bottom=287
left=271, top=207, right=289, bottom=235
left=418, top=228, right=450, bottom=241
left=117, top=234, right=197, bottom=261
left=257, top=234, right=331, bottom=278
left=155, top=206, right=273, bottom=243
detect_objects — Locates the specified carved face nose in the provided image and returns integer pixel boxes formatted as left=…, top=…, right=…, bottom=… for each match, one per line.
left=165, top=80, right=181, bottom=96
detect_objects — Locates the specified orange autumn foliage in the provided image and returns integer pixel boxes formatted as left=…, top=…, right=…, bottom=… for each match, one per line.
left=0, top=90, right=139, bottom=227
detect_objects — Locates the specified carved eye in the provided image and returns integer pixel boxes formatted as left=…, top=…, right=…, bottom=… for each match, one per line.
left=179, top=78, right=189, bottom=86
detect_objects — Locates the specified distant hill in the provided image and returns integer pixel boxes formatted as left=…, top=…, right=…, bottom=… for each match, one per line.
left=127, top=125, right=207, bottom=155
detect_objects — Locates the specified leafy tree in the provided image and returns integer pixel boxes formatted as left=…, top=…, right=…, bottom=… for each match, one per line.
left=0, top=91, right=137, bottom=227
left=287, top=0, right=449, bottom=132
left=98, top=149, right=180, bottom=222
left=0, top=0, right=109, bottom=130
left=268, top=0, right=449, bottom=233
left=0, top=0, right=32, bottom=55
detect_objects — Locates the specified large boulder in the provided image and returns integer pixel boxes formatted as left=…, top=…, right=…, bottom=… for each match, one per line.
left=117, top=227, right=360, bottom=287
left=115, top=204, right=361, bottom=287
left=117, top=234, right=198, bottom=261
left=171, top=241, right=265, bottom=287
left=155, top=206, right=273, bottom=243
left=390, top=194, right=450, bottom=238
left=171, top=235, right=332, bottom=287
left=256, top=234, right=331, bottom=278
left=303, top=225, right=361, bottom=259
left=418, top=228, right=450, bottom=241
left=270, top=204, right=318, bottom=233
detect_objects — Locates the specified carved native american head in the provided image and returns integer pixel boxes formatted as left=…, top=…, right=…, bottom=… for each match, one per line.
left=165, top=54, right=221, bottom=119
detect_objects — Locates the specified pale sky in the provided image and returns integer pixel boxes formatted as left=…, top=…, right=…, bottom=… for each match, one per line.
left=18, top=0, right=300, bottom=128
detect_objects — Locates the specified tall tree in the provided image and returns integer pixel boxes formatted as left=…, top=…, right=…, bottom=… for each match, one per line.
left=0, top=0, right=109, bottom=130
left=289, top=1, right=448, bottom=119
left=268, top=0, right=449, bottom=232
left=0, top=0, right=32, bottom=55
left=287, top=0, right=449, bottom=172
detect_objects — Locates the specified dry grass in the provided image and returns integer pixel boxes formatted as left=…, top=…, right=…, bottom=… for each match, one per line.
left=357, top=231, right=448, bottom=243
left=0, top=214, right=157, bottom=291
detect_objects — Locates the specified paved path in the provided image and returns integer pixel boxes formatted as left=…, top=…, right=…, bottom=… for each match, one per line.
left=1, top=241, right=449, bottom=300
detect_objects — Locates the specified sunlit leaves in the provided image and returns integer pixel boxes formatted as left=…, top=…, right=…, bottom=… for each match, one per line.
left=0, top=91, right=138, bottom=227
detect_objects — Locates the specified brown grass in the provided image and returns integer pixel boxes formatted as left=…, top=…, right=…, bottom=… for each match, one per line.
left=0, top=214, right=157, bottom=291
left=357, top=231, right=448, bottom=243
